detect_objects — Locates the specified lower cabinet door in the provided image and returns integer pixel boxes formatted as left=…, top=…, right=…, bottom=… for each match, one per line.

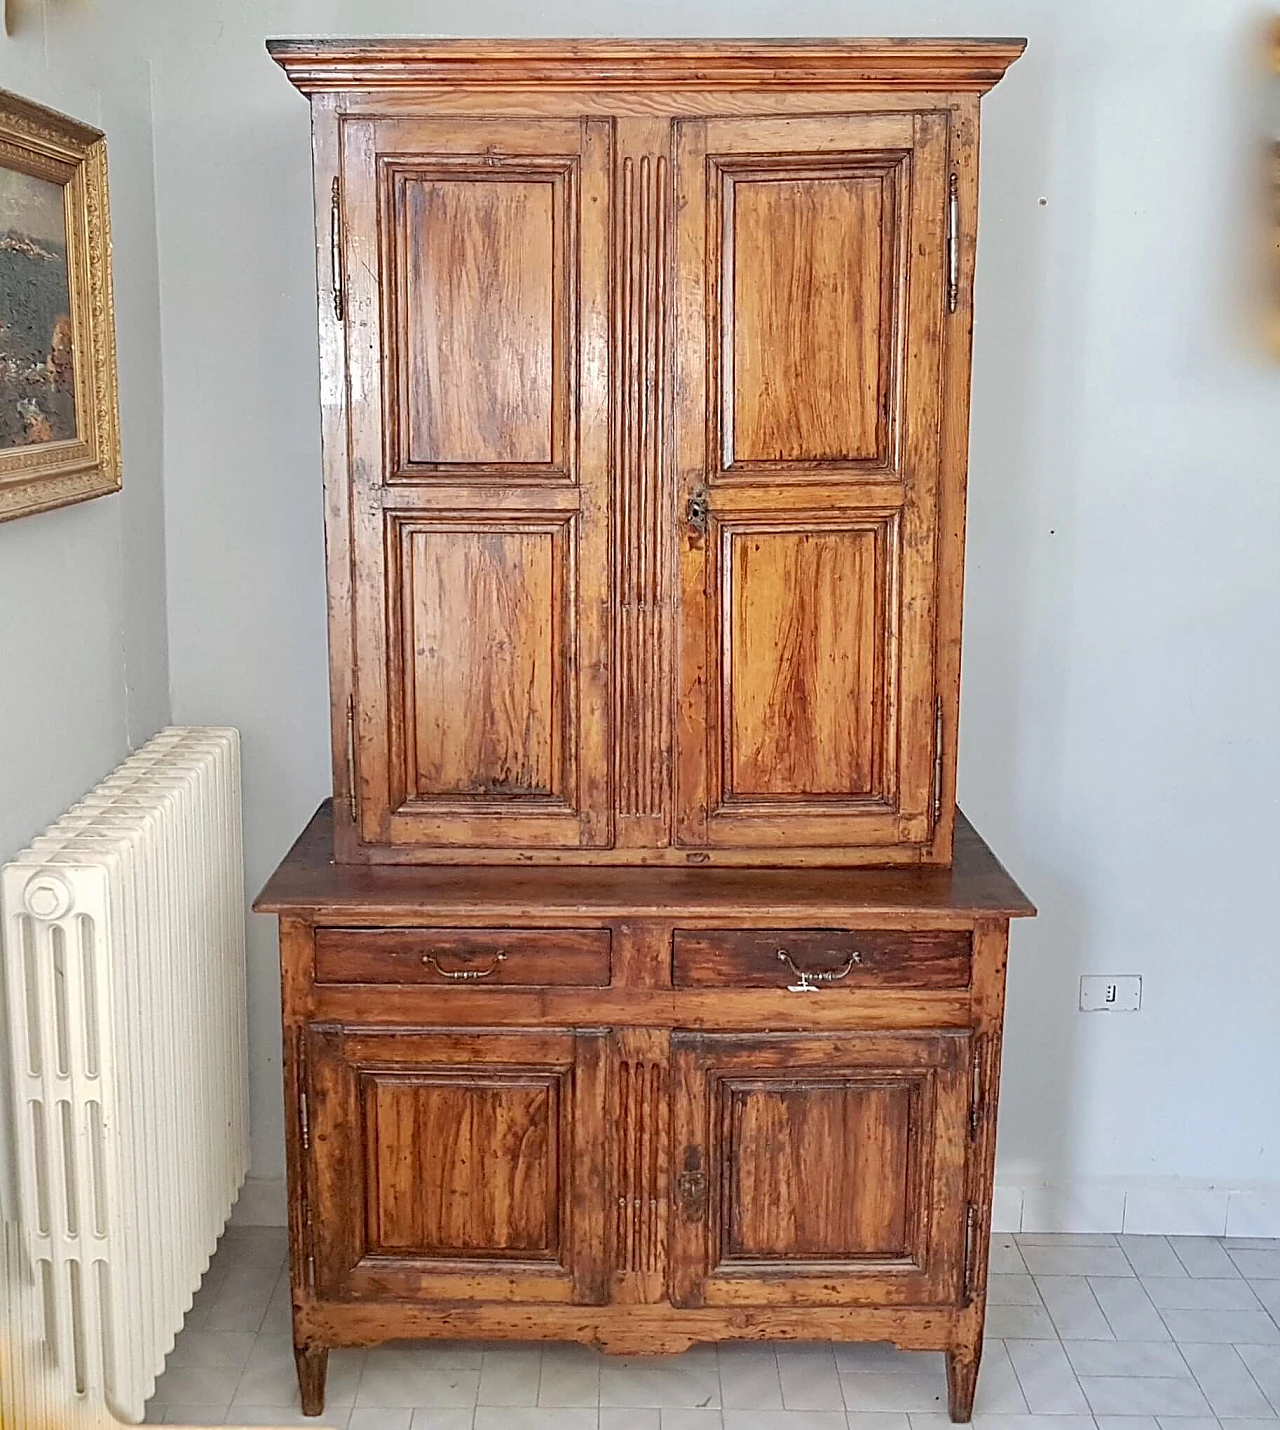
left=304, top=1024, right=608, bottom=1303
left=669, top=1030, right=972, bottom=1308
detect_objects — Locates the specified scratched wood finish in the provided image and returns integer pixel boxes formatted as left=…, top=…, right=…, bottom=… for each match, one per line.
left=271, top=39, right=1028, bottom=1424
left=339, top=117, right=612, bottom=853
left=669, top=1030, right=970, bottom=1309
left=728, top=525, right=885, bottom=798
left=673, top=112, right=948, bottom=856
left=364, top=1072, right=558, bottom=1255
left=402, top=525, right=558, bottom=798
left=729, top=171, right=890, bottom=465
left=615, top=152, right=670, bottom=825
left=401, top=175, right=556, bottom=466
left=314, top=926, right=611, bottom=986
left=671, top=927, right=972, bottom=990
left=725, top=1079, right=912, bottom=1257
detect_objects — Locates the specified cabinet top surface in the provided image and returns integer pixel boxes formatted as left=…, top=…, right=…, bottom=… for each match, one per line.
left=267, top=36, right=1026, bottom=95
left=255, top=802, right=1035, bottom=920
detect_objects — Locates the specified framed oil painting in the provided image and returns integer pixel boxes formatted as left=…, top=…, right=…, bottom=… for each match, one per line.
left=0, top=87, right=120, bottom=523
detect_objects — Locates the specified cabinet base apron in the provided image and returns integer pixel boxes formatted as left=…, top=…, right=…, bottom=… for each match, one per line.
left=293, top=1303, right=985, bottom=1417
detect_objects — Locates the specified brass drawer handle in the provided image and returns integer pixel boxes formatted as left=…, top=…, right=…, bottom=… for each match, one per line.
left=421, top=951, right=507, bottom=981
left=776, top=948, right=862, bottom=993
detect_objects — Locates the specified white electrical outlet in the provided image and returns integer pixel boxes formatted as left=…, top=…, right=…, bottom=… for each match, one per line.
left=1079, top=974, right=1142, bottom=1012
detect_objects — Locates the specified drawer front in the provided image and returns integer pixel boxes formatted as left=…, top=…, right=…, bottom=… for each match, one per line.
left=314, top=928, right=611, bottom=987
left=672, top=928, right=970, bottom=991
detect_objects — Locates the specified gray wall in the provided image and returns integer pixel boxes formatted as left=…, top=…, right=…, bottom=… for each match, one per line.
left=0, top=0, right=171, bottom=1215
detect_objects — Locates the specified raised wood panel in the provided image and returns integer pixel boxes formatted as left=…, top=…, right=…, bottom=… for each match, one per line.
left=398, top=172, right=559, bottom=469
left=398, top=522, right=561, bottom=800
left=669, top=1030, right=970, bottom=1309
left=305, top=1025, right=607, bottom=1303
left=725, top=165, right=897, bottom=468
left=724, top=1078, right=913, bottom=1258
left=363, top=1071, right=560, bottom=1256
left=725, top=523, right=888, bottom=800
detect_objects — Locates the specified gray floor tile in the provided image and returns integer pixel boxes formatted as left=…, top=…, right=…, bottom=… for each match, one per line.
left=990, top=1236, right=1028, bottom=1274
left=1233, top=1249, right=1280, bottom=1280
left=1254, top=1278, right=1280, bottom=1325
left=408, top=1412, right=476, bottom=1430
left=1089, top=1277, right=1173, bottom=1341
left=231, top=1408, right=352, bottom=1427
left=600, top=1354, right=721, bottom=1410
left=474, top=1411, right=595, bottom=1430
left=985, top=1301, right=1058, bottom=1339
left=1079, top=1374, right=1212, bottom=1416
left=1159, top=1308, right=1280, bottom=1343
left=1004, top=1338, right=1089, bottom=1413
left=1020, top=1244, right=1134, bottom=1278
left=1062, top=1341, right=1190, bottom=1378
left=717, top=1344, right=783, bottom=1410
left=600, top=1412, right=662, bottom=1430
left=477, top=1347, right=543, bottom=1406
left=775, top=1348, right=843, bottom=1411
left=538, top=1344, right=602, bottom=1408
left=348, top=1412, right=414, bottom=1430
left=1142, top=1275, right=1263, bottom=1310
left=1237, top=1344, right=1280, bottom=1411
left=1036, top=1276, right=1114, bottom=1339
left=1178, top=1340, right=1276, bottom=1418
left=834, top=1346, right=944, bottom=1375
left=1170, top=1236, right=1242, bottom=1278
left=662, top=1412, right=725, bottom=1429
left=1093, top=1417, right=1160, bottom=1430
left=988, top=1274, right=1042, bottom=1306
left=723, top=1413, right=847, bottom=1429
left=844, top=1415, right=912, bottom=1430
left=837, top=1371, right=947, bottom=1412
left=971, top=1340, right=1029, bottom=1413
left=1120, top=1236, right=1186, bottom=1279
left=162, top=1408, right=227, bottom=1424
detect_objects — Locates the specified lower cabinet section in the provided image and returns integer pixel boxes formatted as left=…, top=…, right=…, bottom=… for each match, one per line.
left=300, top=1025, right=974, bottom=1315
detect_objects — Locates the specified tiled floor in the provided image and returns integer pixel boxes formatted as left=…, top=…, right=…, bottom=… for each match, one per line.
left=145, top=1230, right=1280, bottom=1429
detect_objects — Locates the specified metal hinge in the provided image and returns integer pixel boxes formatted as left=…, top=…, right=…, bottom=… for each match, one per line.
left=947, top=172, right=960, bottom=313
left=299, top=1089, right=311, bottom=1152
left=969, top=1037, right=983, bottom=1140
left=306, top=1253, right=316, bottom=1293
left=330, top=176, right=344, bottom=320
left=933, top=696, right=945, bottom=824
left=963, top=1203, right=977, bottom=1299
left=345, top=694, right=357, bottom=819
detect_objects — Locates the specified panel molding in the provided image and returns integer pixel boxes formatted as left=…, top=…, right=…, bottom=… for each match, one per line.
left=381, top=151, right=578, bottom=481
left=386, top=511, right=577, bottom=816
left=615, top=152, right=671, bottom=822
left=713, top=510, right=901, bottom=817
left=711, top=151, right=909, bottom=479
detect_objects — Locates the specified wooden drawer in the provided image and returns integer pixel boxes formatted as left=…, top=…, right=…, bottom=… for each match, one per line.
left=672, top=928, right=970, bottom=991
left=314, top=928, right=611, bottom=987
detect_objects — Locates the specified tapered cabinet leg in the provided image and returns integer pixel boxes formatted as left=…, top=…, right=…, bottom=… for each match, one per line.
left=295, top=1342, right=329, bottom=1417
left=946, top=1344, right=981, bottom=1422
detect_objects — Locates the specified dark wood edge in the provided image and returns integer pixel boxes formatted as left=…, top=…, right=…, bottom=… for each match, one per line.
left=266, top=37, right=1027, bottom=95
left=253, top=801, right=1036, bottom=919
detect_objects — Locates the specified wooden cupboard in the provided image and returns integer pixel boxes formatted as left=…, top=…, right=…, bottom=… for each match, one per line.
left=271, top=36, right=1024, bottom=868
left=260, top=38, right=1032, bottom=1423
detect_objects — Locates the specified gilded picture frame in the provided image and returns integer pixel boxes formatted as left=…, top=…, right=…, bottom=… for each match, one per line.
left=0, top=87, right=120, bottom=523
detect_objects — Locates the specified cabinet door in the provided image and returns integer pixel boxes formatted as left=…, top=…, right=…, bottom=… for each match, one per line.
left=339, top=118, right=612, bottom=851
left=304, top=1025, right=608, bottom=1304
left=672, top=113, right=950, bottom=852
left=669, top=1030, right=971, bottom=1308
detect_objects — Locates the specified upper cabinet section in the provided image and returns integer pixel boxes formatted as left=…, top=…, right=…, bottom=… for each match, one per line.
left=272, top=39, right=1024, bottom=867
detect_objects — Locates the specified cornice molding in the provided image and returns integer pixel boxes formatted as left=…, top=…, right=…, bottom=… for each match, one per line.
left=267, top=37, right=1027, bottom=97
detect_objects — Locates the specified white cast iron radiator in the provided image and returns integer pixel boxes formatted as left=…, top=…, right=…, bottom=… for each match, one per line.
left=1, top=727, right=249, bottom=1423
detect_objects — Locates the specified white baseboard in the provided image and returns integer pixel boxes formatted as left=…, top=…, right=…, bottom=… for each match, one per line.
left=229, top=1174, right=1280, bottom=1238
left=994, top=1178, right=1280, bottom=1237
